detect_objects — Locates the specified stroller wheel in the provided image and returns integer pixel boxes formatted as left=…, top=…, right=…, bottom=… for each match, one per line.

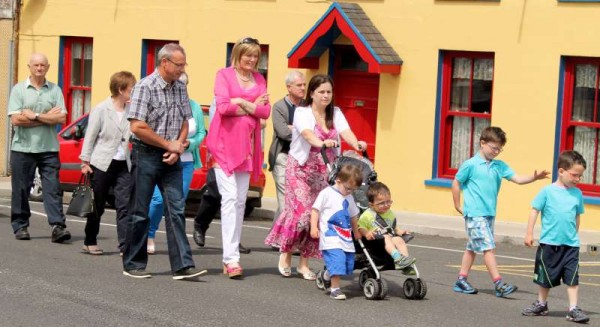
left=358, top=269, right=375, bottom=289
left=415, top=278, right=427, bottom=300
left=363, top=278, right=381, bottom=300
left=403, top=278, right=420, bottom=300
left=377, top=279, right=388, bottom=300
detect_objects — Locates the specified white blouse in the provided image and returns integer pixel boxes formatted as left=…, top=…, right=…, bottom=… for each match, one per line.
left=288, top=106, right=350, bottom=165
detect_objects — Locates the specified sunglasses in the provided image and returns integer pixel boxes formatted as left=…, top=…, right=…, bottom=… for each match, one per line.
left=241, top=37, right=260, bottom=45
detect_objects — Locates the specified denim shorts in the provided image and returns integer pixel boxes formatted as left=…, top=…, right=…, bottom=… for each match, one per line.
left=322, top=249, right=355, bottom=276
left=464, top=216, right=495, bottom=252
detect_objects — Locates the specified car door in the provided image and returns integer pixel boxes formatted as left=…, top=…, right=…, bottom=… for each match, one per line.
left=58, top=115, right=89, bottom=190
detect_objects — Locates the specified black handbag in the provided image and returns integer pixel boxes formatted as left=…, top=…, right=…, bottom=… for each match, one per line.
left=66, top=174, right=95, bottom=218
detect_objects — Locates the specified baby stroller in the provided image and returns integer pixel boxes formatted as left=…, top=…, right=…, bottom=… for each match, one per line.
left=315, top=146, right=427, bottom=300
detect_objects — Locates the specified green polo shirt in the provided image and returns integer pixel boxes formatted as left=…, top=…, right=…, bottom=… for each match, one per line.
left=455, top=152, right=515, bottom=217
left=8, top=78, right=66, bottom=153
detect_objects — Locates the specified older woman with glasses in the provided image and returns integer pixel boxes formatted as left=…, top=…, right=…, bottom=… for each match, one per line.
left=265, top=74, right=366, bottom=280
left=206, top=36, right=271, bottom=278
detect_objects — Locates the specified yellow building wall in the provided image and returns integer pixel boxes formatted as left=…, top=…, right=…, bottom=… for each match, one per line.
left=0, top=19, right=12, bottom=176
left=15, top=0, right=600, bottom=230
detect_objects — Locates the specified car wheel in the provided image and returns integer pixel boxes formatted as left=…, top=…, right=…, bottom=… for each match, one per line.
left=29, top=169, right=43, bottom=202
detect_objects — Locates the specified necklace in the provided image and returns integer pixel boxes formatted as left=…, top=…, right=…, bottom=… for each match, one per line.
left=235, top=68, right=252, bottom=82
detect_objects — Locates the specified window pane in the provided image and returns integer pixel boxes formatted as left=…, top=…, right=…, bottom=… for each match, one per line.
left=472, top=59, right=493, bottom=114
left=84, top=90, right=92, bottom=114
left=71, top=89, right=83, bottom=122
left=450, top=58, right=471, bottom=112
left=83, top=43, right=93, bottom=87
left=573, top=126, right=597, bottom=184
left=472, top=118, right=491, bottom=153
left=450, top=116, right=471, bottom=168
left=70, top=43, right=82, bottom=86
left=572, top=64, right=597, bottom=122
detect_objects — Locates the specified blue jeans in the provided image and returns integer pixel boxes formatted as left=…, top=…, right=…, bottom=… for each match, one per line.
left=10, top=151, right=66, bottom=232
left=122, top=143, right=195, bottom=273
left=148, top=160, right=194, bottom=238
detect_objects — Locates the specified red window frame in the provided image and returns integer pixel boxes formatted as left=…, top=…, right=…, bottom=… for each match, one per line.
left=143, top=39, right=178, bottom=76
left=62, top=37, right=93, bottom=125
left=438, top=51, right=495, bottom=178
left=560, top=57, right=600, bottom=196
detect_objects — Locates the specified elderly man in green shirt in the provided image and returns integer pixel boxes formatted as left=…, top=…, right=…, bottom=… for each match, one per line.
left=8, top=52, right=71, bottom=243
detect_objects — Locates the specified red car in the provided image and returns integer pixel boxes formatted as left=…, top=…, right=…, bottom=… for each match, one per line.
left=30, top=111, right=266, bottom=217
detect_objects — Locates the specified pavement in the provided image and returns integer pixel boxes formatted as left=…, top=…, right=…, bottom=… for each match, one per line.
left=1, top=176, right=598, bottom=253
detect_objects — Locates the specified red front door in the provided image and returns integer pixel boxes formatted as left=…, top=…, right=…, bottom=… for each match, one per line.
left=333, top=46, right=379, bottom=162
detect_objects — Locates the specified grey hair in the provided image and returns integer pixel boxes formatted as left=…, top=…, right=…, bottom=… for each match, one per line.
left=178, top=72, right=189, bottom=85
left=285, top=70, right=304, bottom=86
left=157, top=43, right=186, bottom=63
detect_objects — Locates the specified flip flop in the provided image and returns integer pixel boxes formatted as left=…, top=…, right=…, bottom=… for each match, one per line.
left=278, top=254, right=291, bottom=277
left=82, top=245, right=103, bottom=255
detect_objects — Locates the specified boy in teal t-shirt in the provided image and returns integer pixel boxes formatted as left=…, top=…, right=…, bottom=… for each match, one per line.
left=522, top=150, right=589, bottom=324
left=451, top=126, right=549, bottom=297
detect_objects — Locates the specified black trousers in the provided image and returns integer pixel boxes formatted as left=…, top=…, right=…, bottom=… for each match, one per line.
left=86, top=160, right=131, bottom=248
left=194, top=168, right=221, bottom=232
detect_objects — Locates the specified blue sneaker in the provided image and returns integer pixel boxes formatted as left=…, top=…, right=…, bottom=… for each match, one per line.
left=495, top=281, right=518, bottom=297
left=453, top=279, right=478, bottom=294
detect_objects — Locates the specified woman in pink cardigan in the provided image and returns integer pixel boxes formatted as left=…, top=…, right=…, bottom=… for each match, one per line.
left=206, top=37, right=270, bottom=278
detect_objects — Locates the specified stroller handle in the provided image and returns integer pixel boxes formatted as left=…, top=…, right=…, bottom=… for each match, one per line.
left=320, top=144, right=371, bottom=165
left=320, top=144, right=334, bottom=173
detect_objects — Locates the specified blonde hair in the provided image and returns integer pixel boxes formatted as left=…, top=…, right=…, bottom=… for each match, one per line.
left=230, top=37, right=261, bottom=70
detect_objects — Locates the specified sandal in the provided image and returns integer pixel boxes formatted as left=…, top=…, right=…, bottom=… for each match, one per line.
left=147, top=239, right=155, bottom=255
left=223, top=263, right=243, bottom=279
left=296, top=268, right=317, bottom=280
left=278, top=254, right=291, bottom=277
left=82, top=245, right=103, bottom=255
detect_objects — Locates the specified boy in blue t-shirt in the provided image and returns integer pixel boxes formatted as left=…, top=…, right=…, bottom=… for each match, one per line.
left=522, top=150, right=589, bottom=324
left=310, top=164, right=363, bottom=300
left=452, top=126, right=549, bottom=297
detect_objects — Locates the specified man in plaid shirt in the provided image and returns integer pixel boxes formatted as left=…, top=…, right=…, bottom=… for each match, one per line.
left=122, top=43, right=206, bottom=280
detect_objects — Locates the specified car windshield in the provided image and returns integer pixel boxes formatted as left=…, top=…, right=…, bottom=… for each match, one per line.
left=61, top=116, right=89, bottom=140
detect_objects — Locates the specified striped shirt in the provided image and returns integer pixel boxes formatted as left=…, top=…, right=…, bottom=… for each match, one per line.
left=127, top=70, right=192, bottom=141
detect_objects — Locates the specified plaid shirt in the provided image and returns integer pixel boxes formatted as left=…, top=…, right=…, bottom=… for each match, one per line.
left=127, top=70, right=192, bottom=141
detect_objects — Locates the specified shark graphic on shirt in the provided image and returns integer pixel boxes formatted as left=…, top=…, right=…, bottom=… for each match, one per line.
left=324, top=198, right=353, bottom=243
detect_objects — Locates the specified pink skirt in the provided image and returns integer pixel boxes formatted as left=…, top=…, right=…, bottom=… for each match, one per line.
left=264, top=149, right=335, bottom=258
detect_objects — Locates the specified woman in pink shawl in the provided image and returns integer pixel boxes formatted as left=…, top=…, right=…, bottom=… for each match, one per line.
left=206, top=37, right=270, bottom=279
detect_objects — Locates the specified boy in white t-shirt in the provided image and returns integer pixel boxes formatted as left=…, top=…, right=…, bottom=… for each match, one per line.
left=310, top=164, right=363, bottom=300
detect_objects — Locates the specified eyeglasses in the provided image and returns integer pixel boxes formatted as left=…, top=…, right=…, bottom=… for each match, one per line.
left=566, top=171, right=583, bottom=179
left=374, top=200, right=394, bottom=208
left=241, top=37, right=260, bottom=45
left=486, top=143, right=503, bottom=153
left=343, top=183, right=358, bottom=193
left=166, top=58, right=188, bottom=69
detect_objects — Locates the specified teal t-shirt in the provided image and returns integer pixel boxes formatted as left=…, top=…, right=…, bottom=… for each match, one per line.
left=7, top=79, right=66, bottom=153
left=455, top=152, right=515, bottom=217
left=531, top=183, right=584, bottom=247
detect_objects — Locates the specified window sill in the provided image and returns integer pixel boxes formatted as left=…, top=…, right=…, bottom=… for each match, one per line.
left=424, top=178, right=452, bottom=188
left=583, top=196, right=600, bottom=206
